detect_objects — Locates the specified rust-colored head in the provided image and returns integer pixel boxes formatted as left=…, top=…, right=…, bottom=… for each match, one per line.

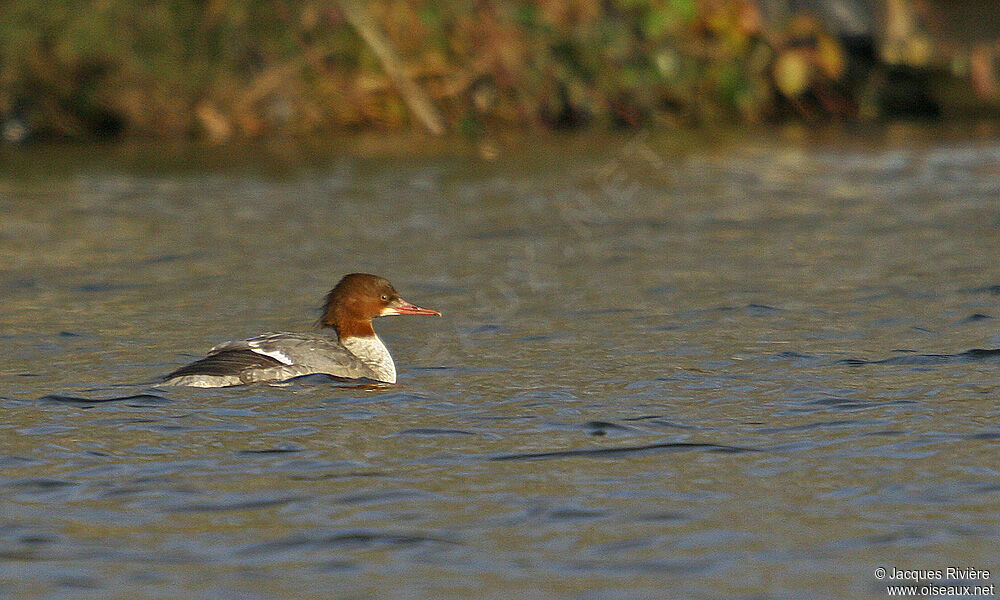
left=317, top=273, right=441, bottom=338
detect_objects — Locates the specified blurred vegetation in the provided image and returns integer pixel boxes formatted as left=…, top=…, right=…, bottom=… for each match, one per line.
left=0, top=0, right=980, bottom=140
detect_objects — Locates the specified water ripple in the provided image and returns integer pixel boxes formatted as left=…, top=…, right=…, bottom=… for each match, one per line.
left=839, top=348, right=1000, bottom=366
left=491, top=441, right=758, bottom=461
left=237, top=530, right=458, bottom=556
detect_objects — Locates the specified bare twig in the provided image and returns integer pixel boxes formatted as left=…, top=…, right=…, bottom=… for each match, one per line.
left=337, top=0, right=446, bottom=135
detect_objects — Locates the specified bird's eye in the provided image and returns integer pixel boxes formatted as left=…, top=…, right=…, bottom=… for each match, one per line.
left=380, top=294, right=388, bottom=301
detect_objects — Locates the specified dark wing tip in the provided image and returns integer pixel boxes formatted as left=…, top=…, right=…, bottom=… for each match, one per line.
left=164, top=349, right=285, bottom=379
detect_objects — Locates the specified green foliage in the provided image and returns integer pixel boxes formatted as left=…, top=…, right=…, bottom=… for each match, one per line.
left=0, top=0, right=856, bottom=138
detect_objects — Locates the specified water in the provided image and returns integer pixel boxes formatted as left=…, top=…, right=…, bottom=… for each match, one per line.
left=2, top=129, right=1000, bottom=599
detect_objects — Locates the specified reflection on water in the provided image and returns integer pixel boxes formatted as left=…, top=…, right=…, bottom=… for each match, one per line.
left=2, top=128, right=1000, bottom=599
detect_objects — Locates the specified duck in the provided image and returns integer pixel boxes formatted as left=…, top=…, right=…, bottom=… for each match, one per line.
left=163, top=273, right=440, bottom=387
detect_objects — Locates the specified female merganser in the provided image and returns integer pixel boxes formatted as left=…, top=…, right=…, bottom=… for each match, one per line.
left=164, top=273, right=440, bottom=387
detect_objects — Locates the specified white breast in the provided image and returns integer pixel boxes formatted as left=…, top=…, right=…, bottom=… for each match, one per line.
left=342, top=335, right=396, bottom=383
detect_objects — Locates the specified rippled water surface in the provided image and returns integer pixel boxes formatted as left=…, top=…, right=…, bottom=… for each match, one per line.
left=3, top=129, right=1000, bottom=599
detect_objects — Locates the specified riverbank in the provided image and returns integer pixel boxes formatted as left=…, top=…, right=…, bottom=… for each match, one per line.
left=0, top=0, right=996, bottom=143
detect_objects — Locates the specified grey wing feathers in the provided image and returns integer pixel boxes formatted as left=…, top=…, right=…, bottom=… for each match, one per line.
left=214, top=332, right=370, bottom=379
left=165, top=331, right=373, bottom=387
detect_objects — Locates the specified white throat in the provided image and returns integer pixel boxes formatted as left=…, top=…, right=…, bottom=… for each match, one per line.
left=342, top=334, right=396, bottom=383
